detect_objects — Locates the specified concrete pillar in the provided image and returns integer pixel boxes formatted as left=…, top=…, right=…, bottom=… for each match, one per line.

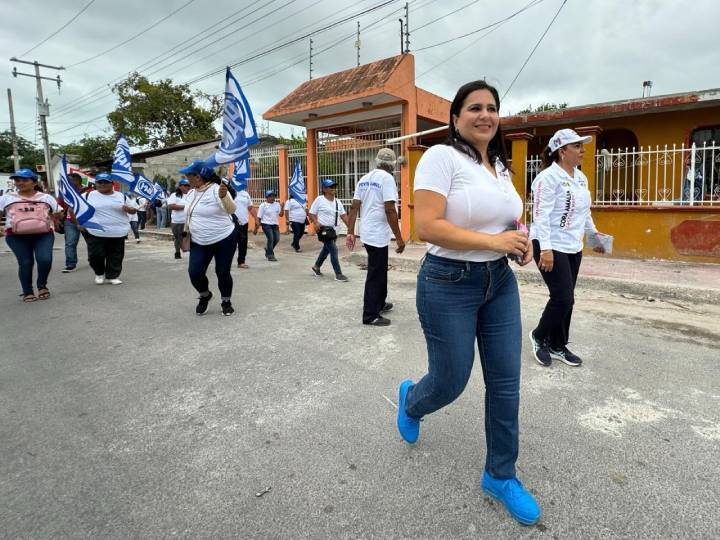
left=277, top=144, right=289, bottom=233
left=400, top=100, right=418, bottom=241
left=306, top=128, right=319, bottom=233
left=407, top=145, right=427, bottom=241
left=505, top=132, right=533, bottom=222
left=576, top=125, right=602, bottom=198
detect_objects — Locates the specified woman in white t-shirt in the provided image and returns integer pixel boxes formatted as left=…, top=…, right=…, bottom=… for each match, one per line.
left=308, top=178, right=350, bottom=281
left=82, top=173, right=136, bottom=285
left=125, top=193, right=140, bottom=243
left=284, top=196, right=307, bottom=252
left=395, top=81, right=540, bottom=526
left=167, top=178, right=192, bottom=259
left=183, top=167, right=237, bottom=316
left=253, top=190, right=282, bottom=261
left=0, top=168, right=61, bottom=301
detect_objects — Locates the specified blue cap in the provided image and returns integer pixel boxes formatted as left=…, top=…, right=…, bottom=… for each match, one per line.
left=199, top=166, right=215, bottom=180
left=10, top=168, right=38, bottom=180
left=321, top=178, right=337, bottom=188
left=178, top=160, right=205, bottom=175
left=95, top=173, right=113, bottom=182
left=265, top=189, right=276, bottom=197
left=178, top=178, right=190, bottom=186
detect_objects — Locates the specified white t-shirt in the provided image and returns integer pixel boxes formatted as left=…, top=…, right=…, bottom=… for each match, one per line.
left=414, top=144, right=523, bottom=262
left=310, top=195, right=346, bottom=229
left=126, top=197, right=139, bottom=222
left=137, top=197, right=148, bottom=211
left=529, top=161, right=597, bottom=253
left=167, top=193, right=188, bottom=224
left=233, top=191, right=253, bottom=225
left=84, top=191, right=131, bottom=238
left=353, top=168, right=398, bottom=248
left=284, top=198, right=307, bottom=223
left=185, top=184, right=235, bottom=245
left=0, top=192, right=58, bottom=232
left=258, top=201, right=282, bottom=225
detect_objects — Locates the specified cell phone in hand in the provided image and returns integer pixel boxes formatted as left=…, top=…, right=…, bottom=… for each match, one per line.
left=506, top=220, right=528, bottom=262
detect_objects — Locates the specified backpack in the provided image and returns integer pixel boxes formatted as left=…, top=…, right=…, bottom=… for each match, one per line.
left=5, top=195, right=53, bottom=234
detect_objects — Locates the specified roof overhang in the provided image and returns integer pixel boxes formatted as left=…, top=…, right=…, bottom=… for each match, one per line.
left=270, top=93, right=402, bottom=127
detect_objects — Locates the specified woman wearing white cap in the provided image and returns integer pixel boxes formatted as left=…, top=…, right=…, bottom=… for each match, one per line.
left=167, top=178, right=192, bottom=259
left=253, top=190, right=282, bottom=261
left=309, top=178, right=350, bottom=281
left=528, top=128, right=605, bottom=368
left=0, top=168, right=61, bottom=301
left=395, top=81, right=539, bottom=526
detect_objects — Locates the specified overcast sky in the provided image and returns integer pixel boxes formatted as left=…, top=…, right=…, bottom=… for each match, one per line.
left=1, top=0, right=718, bottom=148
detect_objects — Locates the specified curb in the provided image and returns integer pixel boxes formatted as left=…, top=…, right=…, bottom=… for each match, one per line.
left=344, top=252, right=720, bottom=305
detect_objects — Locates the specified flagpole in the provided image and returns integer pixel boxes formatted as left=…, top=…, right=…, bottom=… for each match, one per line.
left=386, top=125, right=448, bottom=144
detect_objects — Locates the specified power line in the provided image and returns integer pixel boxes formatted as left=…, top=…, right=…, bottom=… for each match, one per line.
left=413, top=0, right=482, bottom=32
left=67, top=0, right=198, bottom=68
left=17, top=0, right=97, bottom=58
left=502, top=0, right=567, bottom=100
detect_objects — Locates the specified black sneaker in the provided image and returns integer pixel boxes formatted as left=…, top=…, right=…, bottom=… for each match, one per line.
left=549, top=345, right=583, bottom=366
left=221, top=300, right=234, bottom=316
left=334, top=274, right=349, bottom=282
left=381, top=302, right=394, bottom=313
left=174, top=252, right=181, bottom=259
left=529, top=331, right=552, bottom=367
left=61, top=266, right=77, bottom=273
left=196, top=291, right=213, bottom=315
left=364, top=315, right=391, bottom=326
left=267, top=255, right=278, bottom=262
left=311, top=266, right=322, bottom=277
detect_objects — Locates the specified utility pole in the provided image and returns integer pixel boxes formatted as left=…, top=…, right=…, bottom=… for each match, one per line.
left=6, top=89, right=21, bottom=171
left=398, top=19, right=404, bottom=54
left=355, top=22, right=361, bottom=67
left=309, top=39, right=314, bottom=80
left=10, top=57, right=64, bottom=192
left=404, top=2, right=410, bottom=53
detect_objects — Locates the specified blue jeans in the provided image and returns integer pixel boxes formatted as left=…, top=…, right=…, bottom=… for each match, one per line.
left=156, top=207, right=167, bottom=229
left=315, top=238, right=341, bottom=274
left=261, top=224, right=280, bottom=257
left=188, top=230, right=237, bottom=299
left=405, top=253, right=522, bottom=479
left=5, top=233, right=55, bottom=295
left=63, top=220, right=81, bottom=268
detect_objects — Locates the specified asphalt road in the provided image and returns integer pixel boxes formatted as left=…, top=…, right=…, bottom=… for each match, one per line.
left=1, top=235, right=719, bottom=539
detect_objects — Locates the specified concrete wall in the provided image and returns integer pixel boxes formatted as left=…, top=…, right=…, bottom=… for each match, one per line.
left=142, top=141, right=220, bottom=184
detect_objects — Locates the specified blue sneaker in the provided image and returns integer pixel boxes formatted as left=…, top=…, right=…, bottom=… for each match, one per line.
left=397, top=379, right=420, bottom=443
left=481, top=471, right=541, bottom=525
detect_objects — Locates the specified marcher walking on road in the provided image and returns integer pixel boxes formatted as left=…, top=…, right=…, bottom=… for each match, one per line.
left=0, top=169, right=61, bottom=302
left=136, top=196, right=148, bottom=229
left=528, top=128, right=606, bottom=367
left=284, top=196, right=307, bottom=252
left=233, top=181, right=256, bottom=268
left=254, top=190, right=282, bottom=261
left=154, top=193, right=168, bottom=229
left=82, top=173, right=135, bottom=285
left=167, top=178, right=191, bottom=259
left=126, top=192, right=141, bottom=243
left=183, top=167, right=237, bottom=316
left=346, top=148, right=405, bottom=326
left=309, top=178, right=349, bottom=281
left=58, top=172, right=89, bottom=272
left=395, top=81, right=540, bottom=526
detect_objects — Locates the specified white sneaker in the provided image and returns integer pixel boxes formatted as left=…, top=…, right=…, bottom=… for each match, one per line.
left=107, top=278, right=123, bottom=285
left=135, top=239, right=141, bottom=243
left=94, top=275, right=105, bottom=285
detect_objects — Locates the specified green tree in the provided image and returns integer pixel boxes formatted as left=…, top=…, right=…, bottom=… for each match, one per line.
left=108, top=73, right=222, bottom=149
left=517, top=102, right=568, bottom=115
left=55, top=135, right=117, bottom=167
left=0, top=130, right=45, bottom=173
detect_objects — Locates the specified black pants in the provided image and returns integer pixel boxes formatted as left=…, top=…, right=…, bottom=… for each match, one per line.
left=290, top=221, right=304, bottom=251
left=532, top=239, right=582, bottom=349
left=363, top=244, right=389, bottom=323
left=83, top=233, right=126, bottom=279
left=236, top=223, right=249, bottom=264
left=137, top=211, right=147, bottom=229
left=171, top=223, right=184, bottom=254
left=189, top=230, right=237, bottom=298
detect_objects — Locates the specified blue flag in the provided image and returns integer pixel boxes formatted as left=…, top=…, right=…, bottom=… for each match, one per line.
left=110, top=135, right=134, bottom=186
left=152, top=182, right=167, bottom=201
left=129, top=174, right=159, bottom=200
left=57, top=155, right=103, bottom=230
left=204, top=67, right=259, bottom=168
left=229, top=156, right=250, bottom=191
left=288, top=160, right=306, bottom=204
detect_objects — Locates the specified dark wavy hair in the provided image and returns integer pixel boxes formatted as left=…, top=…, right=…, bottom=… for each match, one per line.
left=445, top=80, right=510, bottom=170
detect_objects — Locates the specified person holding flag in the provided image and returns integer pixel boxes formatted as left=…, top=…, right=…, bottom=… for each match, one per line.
left=0, top=169, right=62, bottom=302
left=232, top=179, right=256, bottom=268
left=285, top=161, right=308, bottom=253
left=82, top=173, right=135, bottom=285
left=57, top=172, right=91, bottom=272
left=183, top=166, right=238, bottom=316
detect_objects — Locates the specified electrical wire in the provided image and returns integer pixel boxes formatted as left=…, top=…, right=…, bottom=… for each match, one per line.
left=17, top=0, right=97, bottom=58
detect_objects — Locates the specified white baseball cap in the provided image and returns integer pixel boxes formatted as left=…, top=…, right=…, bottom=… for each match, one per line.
left=548, top=129, right=592, bottom=153
left=375, top=148, right=397, bottom=165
